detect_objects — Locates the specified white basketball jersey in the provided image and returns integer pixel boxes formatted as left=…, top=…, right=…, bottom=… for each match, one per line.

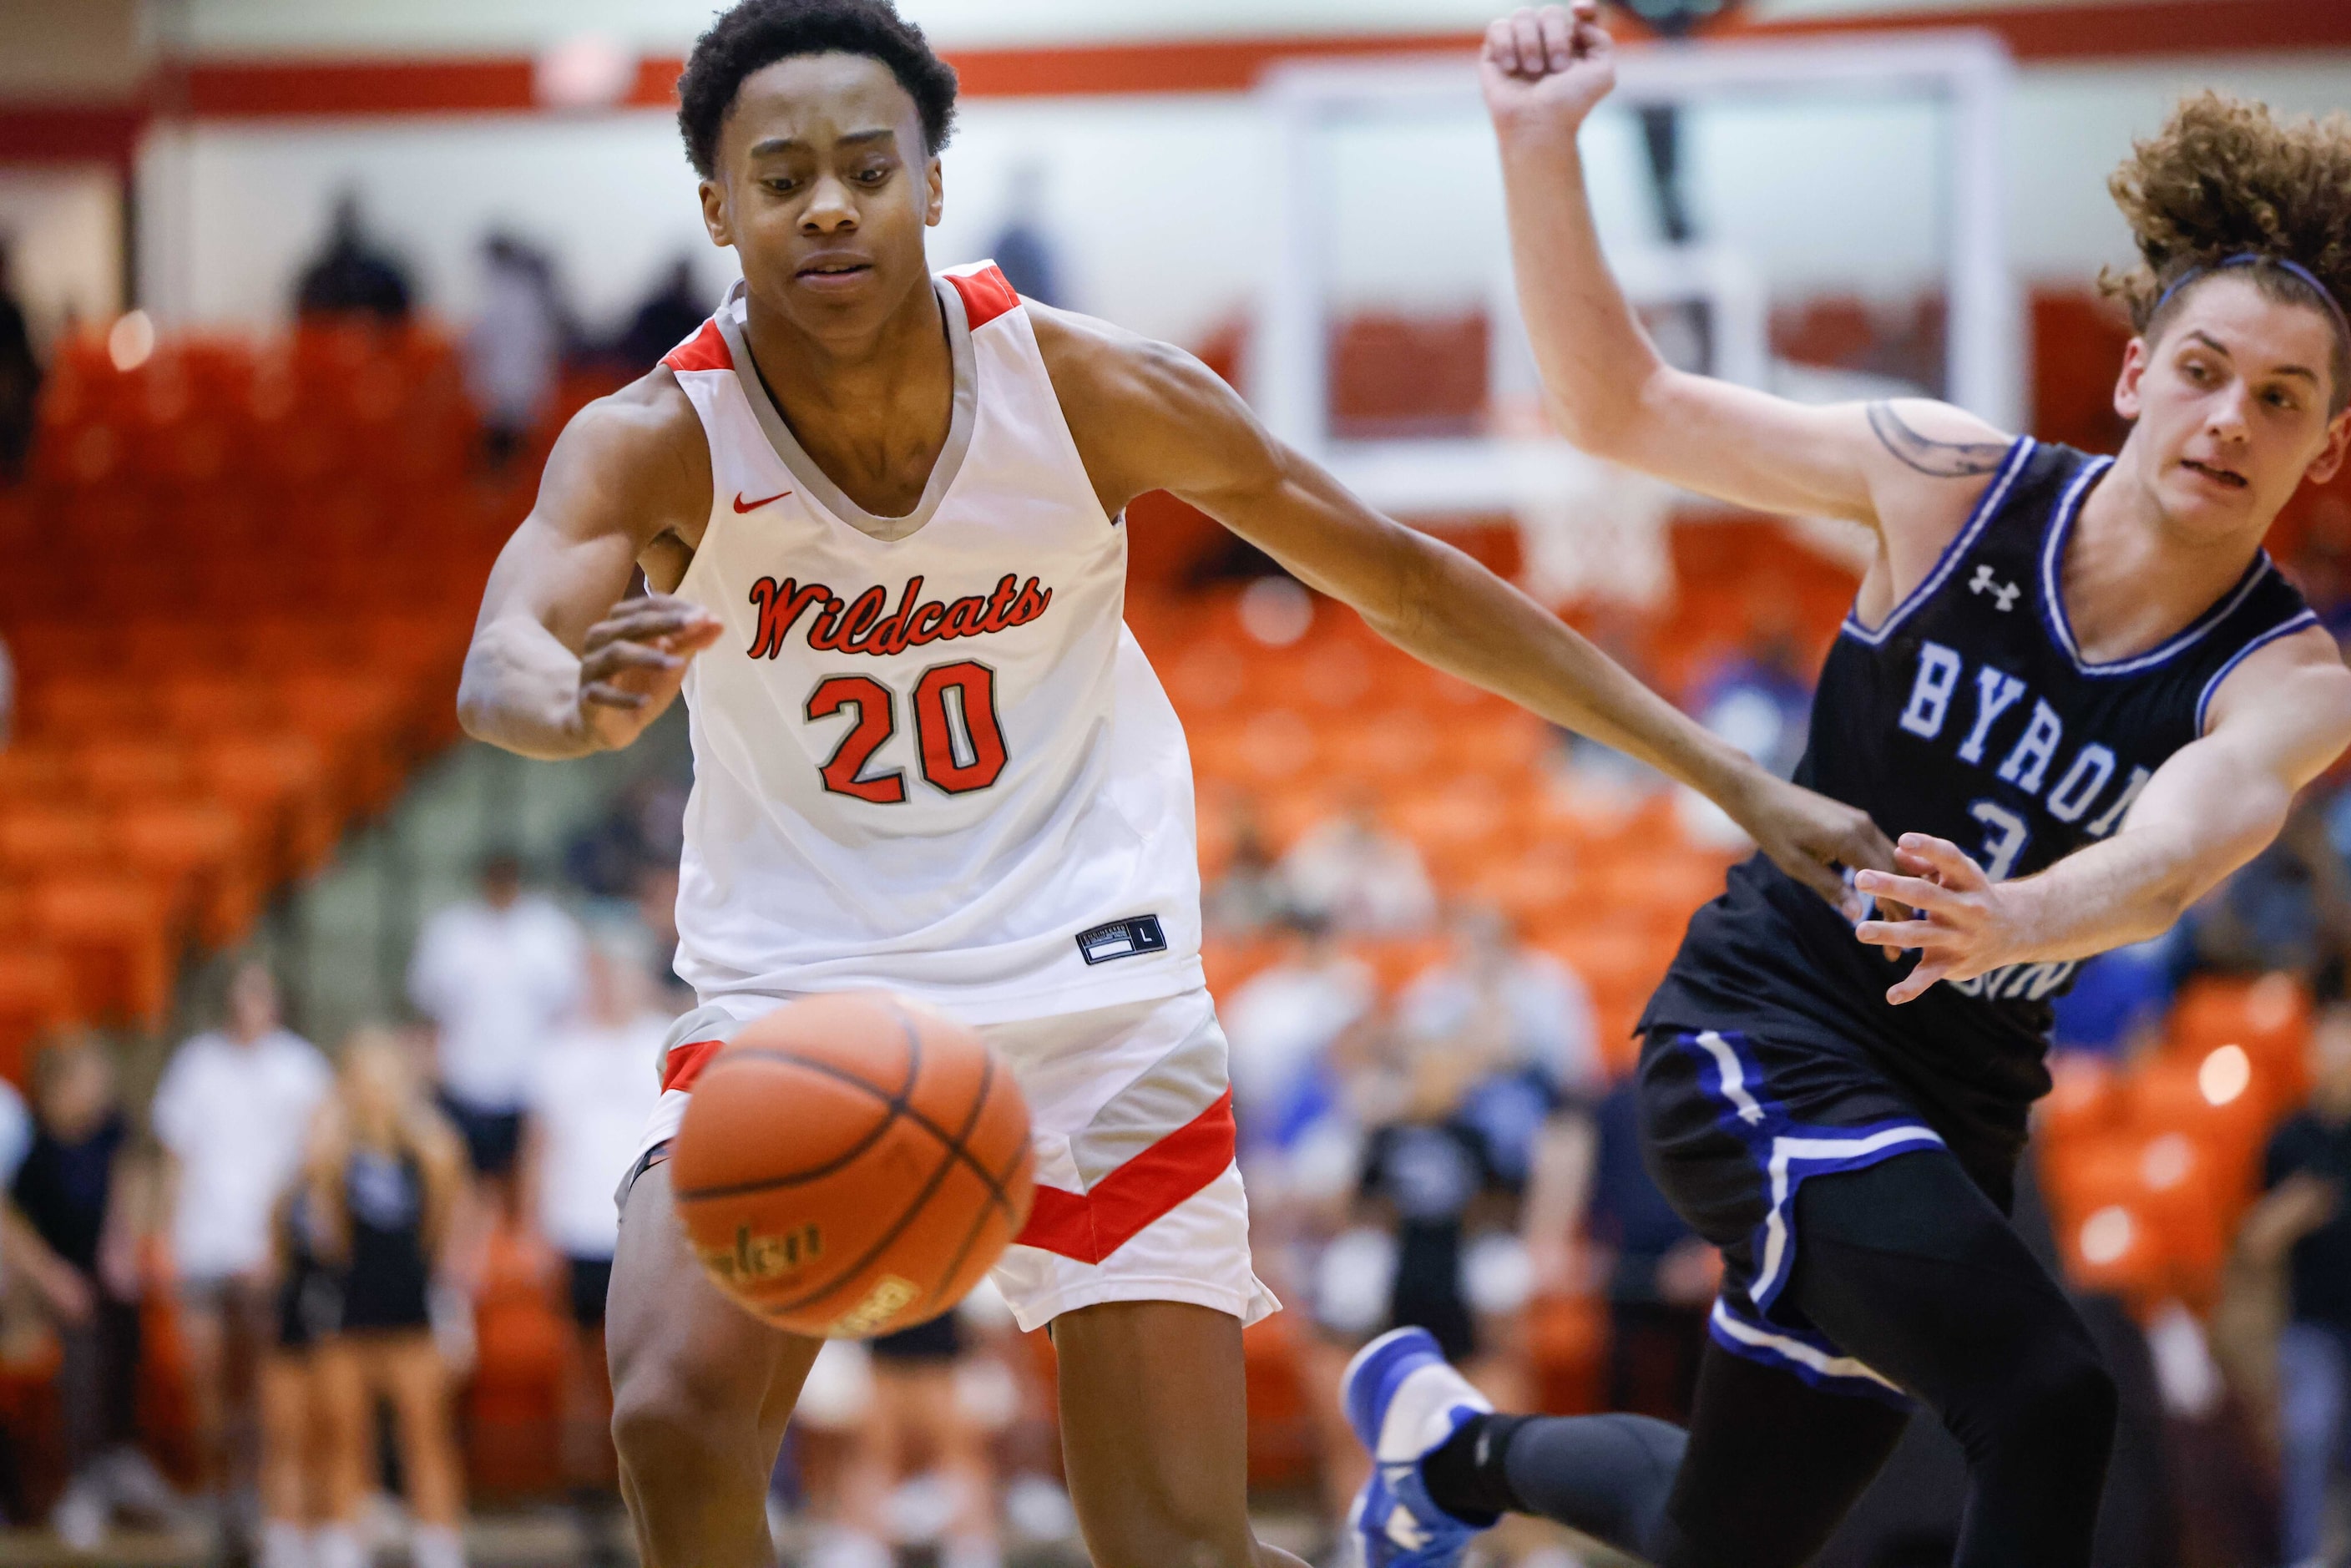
left=659, top=262, right=1203, bottom=1024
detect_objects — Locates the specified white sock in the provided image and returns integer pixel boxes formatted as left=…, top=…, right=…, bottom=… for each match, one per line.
left=409, top=1523, right=467, bottom=1568
left=311, top=1523, right=368, bottom=1568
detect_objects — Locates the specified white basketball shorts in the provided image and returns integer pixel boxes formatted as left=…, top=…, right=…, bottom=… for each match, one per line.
left=623, top=985, right=1278, bottom=1334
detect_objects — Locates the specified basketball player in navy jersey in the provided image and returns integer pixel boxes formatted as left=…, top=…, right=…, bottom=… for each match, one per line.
left=450, top=4, right=1892, bottom=1567
left=1337, top=8, right=2351, bottom=1568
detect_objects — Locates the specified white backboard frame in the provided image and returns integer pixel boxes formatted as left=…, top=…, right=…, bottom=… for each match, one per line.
left=1252, top=31, right=2020, bottom=518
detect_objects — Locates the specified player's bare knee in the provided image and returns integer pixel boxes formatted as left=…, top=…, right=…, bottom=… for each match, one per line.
left=610, top=1355, right=750, bottom=1477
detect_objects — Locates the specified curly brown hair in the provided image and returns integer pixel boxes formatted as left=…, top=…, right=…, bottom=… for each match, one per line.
left=2104, top=93, right=2351, bottom=411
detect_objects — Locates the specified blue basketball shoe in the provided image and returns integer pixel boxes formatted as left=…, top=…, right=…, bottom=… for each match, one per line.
left=1340, top=1327, right=1495, bottom=1568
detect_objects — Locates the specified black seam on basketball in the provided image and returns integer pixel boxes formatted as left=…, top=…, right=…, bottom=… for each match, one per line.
left=678, top=1043, right=1013, bottom=1210
left=926, top=1195, right=1009, bottom=1315
left=755, top=1103, right=970, bottom=1317
left=670, top=1015, right=927, bottom=1201
left=700, top=1006, right=1015, bottom=1322
left=907, top=1004, right=1004, bottom=1311
left=668, top=1080, right=907, bottom=1199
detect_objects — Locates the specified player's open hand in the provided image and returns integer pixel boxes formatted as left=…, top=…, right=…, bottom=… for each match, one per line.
left=577, top=592, right=723, bottom=749
left=1481, top=3, right=1616, bottom=136
left=1735, top=772, right=1897, bottom=919
left=1852, top=834, right=2030, bottom=1004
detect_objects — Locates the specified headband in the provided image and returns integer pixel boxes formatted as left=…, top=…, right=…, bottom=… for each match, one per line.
left=2152, top=251, right=2351, bottom=346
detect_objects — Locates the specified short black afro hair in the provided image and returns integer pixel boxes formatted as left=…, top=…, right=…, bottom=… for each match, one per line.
left=676, top=0, right=958, bottom=180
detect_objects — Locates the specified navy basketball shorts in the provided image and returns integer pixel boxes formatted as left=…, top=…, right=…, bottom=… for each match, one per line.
left=1636, top=1024, right=1988, bottom=1407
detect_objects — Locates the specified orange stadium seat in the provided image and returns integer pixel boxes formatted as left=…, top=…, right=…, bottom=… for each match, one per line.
left=0, top=804, right=113, bottom=878
left=0, top=743, right=72, bottom=807
left=2122, top=1054, right=2269, bottom=1201
left=1241, top=1313, right=1319, bottom=1490
left=1389, top=776, right=1529, bottom=871
left=28, top=876, right=177, bottom=1026
left=1347, top=935, right=1450, bottom=996
left=115, top=800, right=259, bottom=948
left=1201, top=934, right=1287, bottom=1004
left=2168, top=973, right=2312, bottom=1110
left=2036, top=1052, right=2122, bottom=1147
left=0, top=951, right=73, bottom=1085
left=20, top=673, right=153, bottom=737
left=1528, top=1292, right=1608, bottom=1415
left=1255, top=783, right=1343, bottom=852
left=193, top=735, right=336, bottom=876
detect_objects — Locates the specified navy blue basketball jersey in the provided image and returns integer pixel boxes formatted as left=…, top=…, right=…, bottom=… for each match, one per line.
left=1644, top=438, right=2317, bottom=1160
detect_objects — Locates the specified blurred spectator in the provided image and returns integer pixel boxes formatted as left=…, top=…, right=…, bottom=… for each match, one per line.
left=1223, top=909, right=1374, bottom=1152
left=1689, top=623, right=1813, bottom=781
left=407, top=852, right=584, bottom=1189
left=520, top=928, right=669, bottom=1568
left=833, top=1307, right=1012, bottom=1568
left=607, top=257, right=708, bottom=375
left=293, top=192, right=413, bottom=325
left=1279, top=797, right=1436, bottom=935
left=988, top=162, right=1064, bottom=308
left=1202, top=805, right=1287, bottom=938
left=0, top=235, right=36, bottom=481
left=260, top=1165, right=334, bottom=1568
left=151, top=959, right=332, bottom=1561
left=299, top=1029, right=470, bottom=1568
left=13, top=1035, right=174, bottom=1551
left=2190, top=796, right=2351, bottom=980
left=633, top=862, right=697, bottom=1014
left=564, top=774, right=690, bottom=902
left=2288, top=498, right=2351, bottom=643
left=1398, top=904, right=1601, bottom=1185
left=1575, top=1078, right=1716, bottom=1420
left=2050, top=933, right=2182, bottom=1060
left=2247, top=984, right=2351, bottom=1568
left=465, top=232, right=567, bottom=468
left=1353, top=1035, right=1514, bottom=1368
left=0, top=628, right=13, bottom=751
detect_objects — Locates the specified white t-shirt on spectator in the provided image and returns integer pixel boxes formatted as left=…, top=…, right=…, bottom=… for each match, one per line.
left=1223, top=954, right=1375, bottom=1127
left=1400, top=952, right=1602, bottom=1096
left=525, top=1011, right=669, bottom=1258
left=407, top=893, right=584, bottom=1115
left=1278, top=822, right=1437, bottom=934
left=152, top=1029, right=331, bottom=1282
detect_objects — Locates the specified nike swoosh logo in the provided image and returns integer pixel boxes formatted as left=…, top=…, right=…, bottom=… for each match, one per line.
left=733, top=489, right=792, bottom=513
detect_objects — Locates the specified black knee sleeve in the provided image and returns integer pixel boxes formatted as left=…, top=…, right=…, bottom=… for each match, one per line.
left=1499, top=1412, right=1686, bottom=1557
left=1419, top=1409, right=1686, bottom=1555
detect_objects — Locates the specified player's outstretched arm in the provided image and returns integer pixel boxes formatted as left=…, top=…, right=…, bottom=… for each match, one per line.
left=456, top=374, right=720, bottom=761
left=1032, top=306, right=1894, bottom=908
left=1482, top=4, right=2011, bottom=537
left=1853, top=627, right=2351, bottom=1002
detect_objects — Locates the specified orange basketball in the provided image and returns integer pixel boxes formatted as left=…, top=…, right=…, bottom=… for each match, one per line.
left=670, top=993, right=1034, bottom=1338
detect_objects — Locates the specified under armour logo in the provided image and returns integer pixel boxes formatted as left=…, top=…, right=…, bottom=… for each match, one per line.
left=1969, top=564, right=2020, bottom=612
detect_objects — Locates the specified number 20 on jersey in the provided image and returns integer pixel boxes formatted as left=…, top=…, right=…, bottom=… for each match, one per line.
left=805, top=661, right=1008, bottom=802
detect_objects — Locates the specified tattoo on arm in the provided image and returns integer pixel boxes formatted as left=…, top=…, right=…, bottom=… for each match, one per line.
left=1868, top=402, right=2011, bottom=478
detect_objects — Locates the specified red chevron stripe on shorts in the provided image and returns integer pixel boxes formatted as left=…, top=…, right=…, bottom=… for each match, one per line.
left=1014, top=1089, right=1235, bottom=1264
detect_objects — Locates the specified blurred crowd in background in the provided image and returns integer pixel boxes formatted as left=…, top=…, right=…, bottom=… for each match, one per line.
left=7, top=173, right=2351, bottom=1568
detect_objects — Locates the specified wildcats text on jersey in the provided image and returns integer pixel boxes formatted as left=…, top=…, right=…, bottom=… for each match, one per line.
left=746, top=573, right=1054, bottom=659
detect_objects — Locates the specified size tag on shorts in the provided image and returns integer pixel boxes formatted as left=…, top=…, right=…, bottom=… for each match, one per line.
left=1074, top=915, right=1168, bottom=965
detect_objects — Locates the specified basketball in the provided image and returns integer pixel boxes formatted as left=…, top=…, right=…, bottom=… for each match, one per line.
left=668, top=993, right=1035, bottom=1338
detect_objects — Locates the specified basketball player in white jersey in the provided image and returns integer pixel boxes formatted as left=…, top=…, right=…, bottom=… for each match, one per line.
left=455, top=3, right=1893, bottom=1565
